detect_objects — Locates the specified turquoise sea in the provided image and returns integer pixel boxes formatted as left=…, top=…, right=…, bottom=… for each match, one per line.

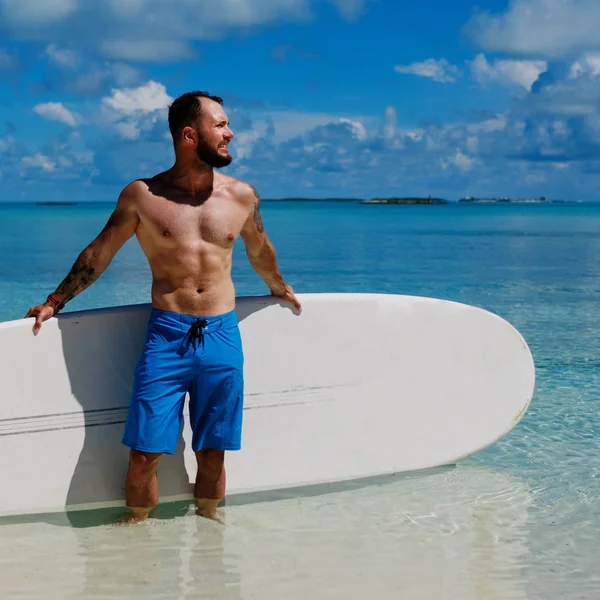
left=1, top=201, right=599, bottom=599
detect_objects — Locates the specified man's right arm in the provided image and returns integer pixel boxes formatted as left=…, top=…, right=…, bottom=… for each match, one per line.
left=25, top=182, right=141, bottom=332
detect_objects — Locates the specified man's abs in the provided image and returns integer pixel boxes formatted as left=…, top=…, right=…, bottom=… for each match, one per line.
left=144, top=247, right=237, bottom=316
left=151, top=277, right=236, bottom=317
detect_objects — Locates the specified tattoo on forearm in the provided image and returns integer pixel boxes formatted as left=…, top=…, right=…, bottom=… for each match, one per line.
left=55, top=248, right=99, bottom=302
left=250, top=185, right=265, bottom=233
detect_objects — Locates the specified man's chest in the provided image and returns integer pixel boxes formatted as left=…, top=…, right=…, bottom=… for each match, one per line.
left=138, top=196, right=248, bottom=248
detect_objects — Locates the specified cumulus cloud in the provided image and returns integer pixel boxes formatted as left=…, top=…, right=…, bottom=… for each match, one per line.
left=21, top=153, right=56, bottom=172
left=33, top=102, right=79, bottom=127
left=471, top=53, right=547, bottom=90
left=225, top=111, right=555, bottom=199
left=443, top=149, right=479, bottom=173
left=0, top=0, right=367, bottom=63
left=100, top=40, right=195, bottom=63
left=0, top=0, right=76, bottom=27
left=394, top=58, right=461, bottom=83
left=100, top=81, right=173, bottom=141
left=570, top=53, right=600, bottom=78
left=503, top=63, right=600, bottom=161
left=464, top=0, right=600, bottom=58
left=45, top=44, right=78, bottom=69
left=2, top=98, right=600, bottom=202
left=257, top=110, right=375, bottom=142
left=102, top=81, right=172, bottom=115
left=66, top=62, right=143, bottom=97
left=6, top=60, right=600, bottom=202
left=338, top=118, right=367, bottom=141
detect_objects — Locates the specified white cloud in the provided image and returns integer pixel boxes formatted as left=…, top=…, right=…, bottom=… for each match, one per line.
left=443, top=149, right=478, bottom=173
left=33, top=102, right=78, bottom=127
left=570, top=53, right=600, bottom=78
left=233, top=129, right=263, bottom=160
left=467, top=115, right=508, bottom=134
left=464, top=0, right=600, bottom=58
left=253, top=110, right=376, bottom=142
left=0, top=1, right=374, bottom=63
left=113, top=121, right=141, bottom=140
left=100, top=81, right=174, bottom=140
left=102, top=81, right=173, bottom=115
left=21, top=153, right=55, bottom=172
left=338, top=118, right=367, bottom=141
left=0, top=0, right=313, bottom=61
left=66, top=62, right=142, bottom=96
left=394, top=58, right=460, bottom=83
left=466, top=136, right=479, bottom=153
left=45, top=44, right=78, bottom=68
left=6, top=95, right=600, bottom=201
left=471, top=53, right=547, bottom=90
left=0, top=0, right=76, bottom=27
left=100, top=40, right=195, bottom=63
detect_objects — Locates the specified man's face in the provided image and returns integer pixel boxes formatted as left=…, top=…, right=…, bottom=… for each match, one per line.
left=194, top=98, right=234, bottom=168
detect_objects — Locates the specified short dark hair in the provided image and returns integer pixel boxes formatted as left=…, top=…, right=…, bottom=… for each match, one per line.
left=168, top=91, right=224, bottom=142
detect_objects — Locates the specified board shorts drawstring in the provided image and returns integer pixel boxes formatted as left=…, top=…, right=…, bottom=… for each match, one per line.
left=178, top=318, right=208, bottom=355
left=188, top=318, right=208, bottom=350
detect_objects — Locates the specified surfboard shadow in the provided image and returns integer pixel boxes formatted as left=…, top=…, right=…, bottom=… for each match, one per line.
left=52, top=296, right=287, bottom=527
left=54, top=304, right=189, bottom=527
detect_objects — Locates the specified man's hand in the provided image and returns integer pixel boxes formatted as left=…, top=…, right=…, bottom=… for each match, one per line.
left=270, top=284, right=302, bottom=313
left=25, top=303, right=56, bottom=334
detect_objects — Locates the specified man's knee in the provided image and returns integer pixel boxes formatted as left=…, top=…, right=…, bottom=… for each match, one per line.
left=128, top=450, right=162, bottom=475
left=195, top=449, right=225, bottom=475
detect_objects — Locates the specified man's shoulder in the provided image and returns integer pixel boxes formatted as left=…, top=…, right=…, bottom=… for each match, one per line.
left=218, top=173, right=259, bottom=206
left=117, top=178, right=158, bottom=205
left=120, top=179, right=151, bottom=197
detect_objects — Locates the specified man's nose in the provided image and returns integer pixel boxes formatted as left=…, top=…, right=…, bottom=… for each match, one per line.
left=224, top=127, right=234, bottom=140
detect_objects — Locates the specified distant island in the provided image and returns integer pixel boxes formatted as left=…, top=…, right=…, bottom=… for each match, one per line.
left=262, top=197, right=363, bottom=203
left=362, top=197, right=448, bottom=205
left=459, top=196, right=551, bottom=203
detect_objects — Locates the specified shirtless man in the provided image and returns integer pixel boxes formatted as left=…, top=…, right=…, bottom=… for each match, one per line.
left=25, top=91, right=301, bottom=524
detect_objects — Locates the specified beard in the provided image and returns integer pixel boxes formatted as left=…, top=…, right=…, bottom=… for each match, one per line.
left=195, top=133, right=232, bottom=168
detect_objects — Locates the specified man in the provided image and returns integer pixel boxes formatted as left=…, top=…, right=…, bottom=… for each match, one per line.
left=25, top=91, right=301, bottom=524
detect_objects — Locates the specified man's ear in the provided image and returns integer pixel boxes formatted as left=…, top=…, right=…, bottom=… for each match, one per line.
left=182, top=126, right=197, bottom=145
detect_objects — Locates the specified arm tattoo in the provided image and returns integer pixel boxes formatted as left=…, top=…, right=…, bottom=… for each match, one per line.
left=55, top=248, right=99, bottom=302
left=250, top=185, right=265, bottom=233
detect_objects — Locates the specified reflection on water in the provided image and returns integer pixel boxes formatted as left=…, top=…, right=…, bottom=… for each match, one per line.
left=0, top=463, right=532, bottom=599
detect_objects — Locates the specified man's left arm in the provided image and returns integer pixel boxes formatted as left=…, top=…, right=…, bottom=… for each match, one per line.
left=239, top=184, right=302, bottom=312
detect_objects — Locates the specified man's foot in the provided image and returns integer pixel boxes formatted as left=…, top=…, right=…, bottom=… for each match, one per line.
left=116, top=507, right=152, bottom=526
left=195, top=499, right=224, bottom=524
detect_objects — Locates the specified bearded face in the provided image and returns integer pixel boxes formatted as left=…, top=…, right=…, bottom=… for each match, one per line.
left=195, top=130, right=232, bottom=168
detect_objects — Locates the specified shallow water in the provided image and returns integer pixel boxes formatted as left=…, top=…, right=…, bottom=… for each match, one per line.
left=1, top=465, right=535, bottom=600
left=1, top=201, right=599, bottom=598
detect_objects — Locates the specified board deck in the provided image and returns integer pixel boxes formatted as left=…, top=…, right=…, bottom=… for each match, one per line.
left=0, top=293, right=535, bottom=517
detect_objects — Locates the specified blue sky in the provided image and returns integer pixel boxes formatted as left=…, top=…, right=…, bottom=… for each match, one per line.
left=1, top=0, right=600, bottom=201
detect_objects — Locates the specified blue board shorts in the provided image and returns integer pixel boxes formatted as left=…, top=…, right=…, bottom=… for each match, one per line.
left=122, top=308, right=244, bottom=455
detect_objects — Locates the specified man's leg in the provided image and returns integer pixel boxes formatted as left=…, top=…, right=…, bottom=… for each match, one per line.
left=123, top=449, right=163, bottom=524
left=194, top=448, right=226, bottom=521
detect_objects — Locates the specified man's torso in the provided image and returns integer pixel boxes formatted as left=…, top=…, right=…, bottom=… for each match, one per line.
left=130, top=172, right=252, bottom=316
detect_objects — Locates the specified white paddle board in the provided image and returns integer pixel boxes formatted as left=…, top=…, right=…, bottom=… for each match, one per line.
left=0, top=293, right=535, bottom=517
